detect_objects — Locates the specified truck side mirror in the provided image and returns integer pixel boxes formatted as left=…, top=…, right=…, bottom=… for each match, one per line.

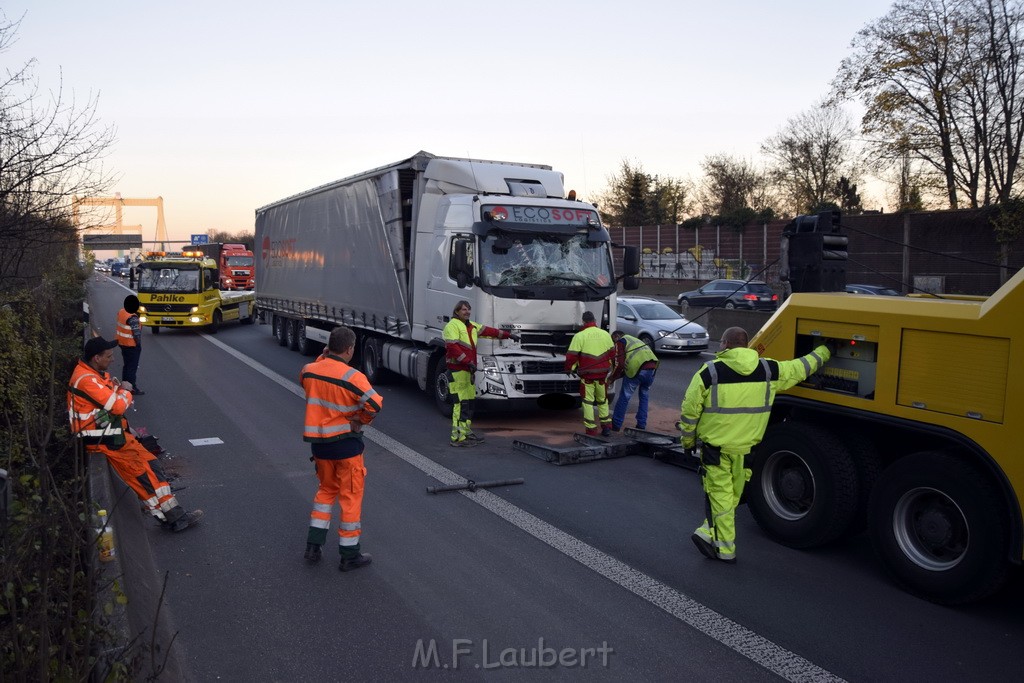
left=622, top=246, right=641, bottom=277
left=623, top=275, right=640, bottom=291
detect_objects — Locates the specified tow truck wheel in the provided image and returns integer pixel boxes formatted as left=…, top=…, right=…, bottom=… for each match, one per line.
left=432, top=361, right=454, bottom=417
left=152, top=326, right=160, bottom=335
left=208, top=310, right=222, bottom=334
left=274, top=317, right=288, bottom=346
left=285, top=319, right=299, bottom=351
left=748, top=422, right=858, bottom=548
left=867, top=452, right=1009, bottom=605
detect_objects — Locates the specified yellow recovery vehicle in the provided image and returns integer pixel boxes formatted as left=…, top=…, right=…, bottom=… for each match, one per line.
left=135, top=250, right=257, bottom=333
left=748, top=265, right=1023, bottom=604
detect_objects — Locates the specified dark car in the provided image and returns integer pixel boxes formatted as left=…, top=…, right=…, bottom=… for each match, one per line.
left=845, top=283, right=901, bottom=296
left=677, top=279, right=778, bottom=311
left=110, top=262, right=126, bottom=277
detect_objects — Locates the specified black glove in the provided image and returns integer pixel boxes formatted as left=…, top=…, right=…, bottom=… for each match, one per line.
left=468, top=363, right=477, bottom=373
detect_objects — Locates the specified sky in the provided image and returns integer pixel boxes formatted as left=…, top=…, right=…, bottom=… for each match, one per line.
left=2, top=0, right=898, bottom=245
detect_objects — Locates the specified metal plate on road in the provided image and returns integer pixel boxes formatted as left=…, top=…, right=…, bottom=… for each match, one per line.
left=188, top=437, right=224, bottom=447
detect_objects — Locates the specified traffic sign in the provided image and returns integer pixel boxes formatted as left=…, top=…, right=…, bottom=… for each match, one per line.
left=191, top=234, right=209, bottom=245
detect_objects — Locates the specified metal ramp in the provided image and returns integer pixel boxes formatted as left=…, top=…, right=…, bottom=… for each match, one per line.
left=514, top=429, right=698, bottom=470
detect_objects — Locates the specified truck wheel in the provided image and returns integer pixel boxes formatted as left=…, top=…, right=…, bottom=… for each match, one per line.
left=868, top=452, right=1009, bottom=605
left=152, top=326, right=161, bottom=335
left=286, top=319, right=299, bottom=351
left=838, top=429, right=883, bottom=534
left=208, top=310, right=222, bottom=334
left=361, top=337, right=393, bottom=384
left=274, top=317, right=288, bottom=346
left=241, top=305, right=256, bottom=325
left=639, top=333, right=655, bottom=349
left=295, top=321, right=316, bottom=356
left=748, top=422, right=858, bottom=548
left=432, top=361, right=454, bottom=417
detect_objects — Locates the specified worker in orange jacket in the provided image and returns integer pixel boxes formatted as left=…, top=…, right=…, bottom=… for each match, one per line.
left=67, top=337, right=202, bottom=531
left=301, top=326, right=382, bottom=571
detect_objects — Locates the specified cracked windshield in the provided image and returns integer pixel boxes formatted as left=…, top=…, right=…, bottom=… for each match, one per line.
left=138, top=267, right=200, bottom=292
left=480, top=234, right=612, bottom=287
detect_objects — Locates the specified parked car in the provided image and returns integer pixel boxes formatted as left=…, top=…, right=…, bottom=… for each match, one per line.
left=845, top=283, right=901, bottom=295
left=677, top=279, right=778, bottom=311
left=616, top=296, right=709, bottom=355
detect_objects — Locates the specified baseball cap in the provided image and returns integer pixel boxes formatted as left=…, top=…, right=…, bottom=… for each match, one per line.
left=82, top=337, right=118, bottom=361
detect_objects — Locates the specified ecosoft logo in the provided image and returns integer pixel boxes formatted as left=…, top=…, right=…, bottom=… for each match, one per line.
left=262, top=236, right=296, bottom=266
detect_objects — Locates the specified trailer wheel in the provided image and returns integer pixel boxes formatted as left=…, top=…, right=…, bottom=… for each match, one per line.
left=748, top=422, right=858, bottom=548
left=868, top=452, right=1009, bottom=605
left=285, top=319, right=299, bottom=351
left=274, top=317, right=288, bottom=346
left=432, top=361, right=454, bottom=417
left=295, top=321, right=316, bottom=356
left=208, top=310, right=222, bottom=334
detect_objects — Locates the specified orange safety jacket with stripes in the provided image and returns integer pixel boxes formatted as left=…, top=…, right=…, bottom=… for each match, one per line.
left=116, top=308, right=138, bottom=347
left=67, top=360, right=133, bottom=449
left=443, top=318, right=510, bottom=372
left=564, top=322, right=615, bottom=380
left=301, top=353, right=382, bottom=444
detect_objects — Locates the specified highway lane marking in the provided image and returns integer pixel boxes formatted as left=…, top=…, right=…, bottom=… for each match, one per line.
left=201, top=334, right=845, bottom=683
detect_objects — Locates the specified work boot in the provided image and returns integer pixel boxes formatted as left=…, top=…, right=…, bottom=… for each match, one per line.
left=339, top=553, right=373, bottom=572
left=601, top=427, right=612, bottom=437
left=585, top=427, right=601, bottom=436
left=466, top=431, right=485, bottom=443
left=170, top=509, right=204, bottom=532
left=450, top=439, right=476, bottom=448
left=304, top=543, right=323, bottom=563
left=691, top=533, right=717, bottom=560
left=131, top=388, right=146, bottom=396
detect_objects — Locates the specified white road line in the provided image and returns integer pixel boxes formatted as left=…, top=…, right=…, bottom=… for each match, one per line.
left=201, top=334, right=845, bottom=683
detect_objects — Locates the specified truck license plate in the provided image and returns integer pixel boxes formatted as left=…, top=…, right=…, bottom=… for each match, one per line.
left=161, top=317, right=175, bottom=323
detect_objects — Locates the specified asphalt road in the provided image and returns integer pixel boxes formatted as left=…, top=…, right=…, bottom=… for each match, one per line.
left=88, top=275, right=1024, bottom=682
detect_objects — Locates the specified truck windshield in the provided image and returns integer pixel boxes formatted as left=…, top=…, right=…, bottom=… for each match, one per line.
left=138, top=267, right=200, bottom=293
left=480, top=234, right=612, bottom=288
left=225, top=256, right=253, bottom=267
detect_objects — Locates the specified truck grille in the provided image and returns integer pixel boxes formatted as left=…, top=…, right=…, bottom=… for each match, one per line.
left=144, top=303, right=193, bottom=313
left=522, top=379, right=579, bottom=394
left=521, top=359, right=567, bottom=374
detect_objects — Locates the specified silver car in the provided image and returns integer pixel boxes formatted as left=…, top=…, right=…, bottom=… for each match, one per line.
left=616, top=297, right=709, bottom=355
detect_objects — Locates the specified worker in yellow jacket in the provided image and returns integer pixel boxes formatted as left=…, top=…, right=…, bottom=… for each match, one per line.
left=680, top=326, right=835, bottom=563
left=564, top=311, right=615, bottom=436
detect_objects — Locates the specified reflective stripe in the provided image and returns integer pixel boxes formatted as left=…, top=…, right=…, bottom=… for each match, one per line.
left=678, top=416, right=698, bottom=426
left=310, top=518, right=330, bottom=529
left=339, top=522, right=361, bottom=531
left=313, top=503, right=332, bottom=514
left=304, top=423, right=353, bottom=437
left=339, top=536, right=360, bottom=546
left=307, top=397, right=360, bottom=414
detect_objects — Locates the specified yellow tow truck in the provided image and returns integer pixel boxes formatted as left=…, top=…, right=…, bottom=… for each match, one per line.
left=747, top=265, right=1023, bottom=604
left=136, top=250, right=257, bottom=334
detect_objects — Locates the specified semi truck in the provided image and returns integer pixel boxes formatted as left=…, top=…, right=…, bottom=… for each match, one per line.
left=746, top=266, right=1023, bottom=604
left=255, top=151, right=639, bottom=412
left=195, top=242, right=255, bottom=289
left=135, top=251, right=257, bottom=333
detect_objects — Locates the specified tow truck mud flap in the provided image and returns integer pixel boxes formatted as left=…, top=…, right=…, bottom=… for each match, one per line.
left=624, top=428, right=699, bottom=471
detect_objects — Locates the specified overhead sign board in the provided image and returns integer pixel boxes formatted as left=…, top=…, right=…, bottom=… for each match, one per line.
left=82, top=234, right=143, bottom=250
left=191, top=234, right=209, bottom=245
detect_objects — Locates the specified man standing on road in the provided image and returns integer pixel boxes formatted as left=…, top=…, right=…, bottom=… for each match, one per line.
left=68, top=337, right=202, bottom=531
left=442, top=300, right=518, bottom=447
left=680, top=326, right=834, bottom=564
left=609, top=331, right=659, bottom=432
left=116, top=295, right=145, bottom=395
left=301, top=326, right=382, bottom=571
left=565, top=311, right=615, bottom=436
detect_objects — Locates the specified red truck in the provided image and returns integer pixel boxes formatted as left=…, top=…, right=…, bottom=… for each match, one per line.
left=195, top=242, right=255, bottom=290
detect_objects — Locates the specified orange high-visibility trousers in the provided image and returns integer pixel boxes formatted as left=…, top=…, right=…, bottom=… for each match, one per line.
left=309, top=455, right=366, bottom=555
left=90, top=435, right=179, bottom=521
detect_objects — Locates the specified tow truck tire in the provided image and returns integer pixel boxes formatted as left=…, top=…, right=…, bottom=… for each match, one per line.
left=867, top=452, right=1009, bottom=605
left=208, top=310, right=222, bottom=334
left=152, top=326, right=160, bottom=335
left=361, top=337, right=393, bottom=384
left=432, top=360, right=454, bottom=417
left=748, top=422, right=858, bottom=548
left=285, top=319, right=299, bottom=351
left=274, top=317, right=288, bottom=346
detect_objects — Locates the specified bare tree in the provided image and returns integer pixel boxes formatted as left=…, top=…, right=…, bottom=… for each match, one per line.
left=0, top=12, right=116, bottom=285
left=698, top=153, right=776, bottom=220
left=762, top=103, right=861, bottom=215
left=832, top=0, right=1024, bottom=209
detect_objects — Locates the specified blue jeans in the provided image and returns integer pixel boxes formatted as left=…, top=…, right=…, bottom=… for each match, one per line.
left=612, top=368, right=656, bottom=429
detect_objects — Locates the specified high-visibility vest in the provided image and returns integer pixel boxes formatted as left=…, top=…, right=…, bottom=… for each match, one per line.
left=679, top=345, right=829, bottom=454
left=565, top=323, right=615, bottom=380
left=116, top=309, right=137, bottom=347
left=617, top=334, right=659, bottom=377
left=67, top=360, right=132, bottom=448
left=301, top=354, right=383, bottom=443
left=443, top=318, right=507, bottom=371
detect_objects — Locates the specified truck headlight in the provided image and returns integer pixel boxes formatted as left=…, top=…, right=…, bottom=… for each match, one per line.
left=482, top=357, right=501, bottom=381
left=190, top=306, right=199, bottom=313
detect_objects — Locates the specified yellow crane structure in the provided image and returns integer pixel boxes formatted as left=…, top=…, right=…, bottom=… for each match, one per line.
left=73, top=194, right=169, bottom=250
